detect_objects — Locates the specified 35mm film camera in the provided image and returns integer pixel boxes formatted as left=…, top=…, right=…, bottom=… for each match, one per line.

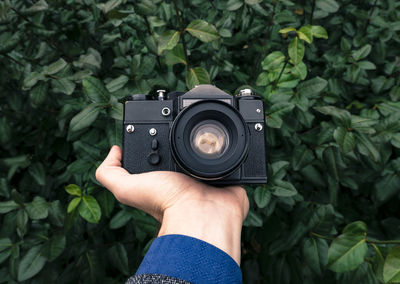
left=122, top=85, right=267, bottom=185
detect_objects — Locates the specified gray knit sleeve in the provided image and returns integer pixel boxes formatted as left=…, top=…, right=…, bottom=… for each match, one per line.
left=126, top=274, right=191, bottom=284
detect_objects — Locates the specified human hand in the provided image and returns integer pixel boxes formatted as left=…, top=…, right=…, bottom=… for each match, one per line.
left=96, top=145, right=249, bottom=264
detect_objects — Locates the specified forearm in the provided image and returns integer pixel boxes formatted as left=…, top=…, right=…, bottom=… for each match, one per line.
left=158, top=200, right=243, bottom=265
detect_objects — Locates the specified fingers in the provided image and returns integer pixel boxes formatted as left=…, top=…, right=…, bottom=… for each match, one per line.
left=96, top=145, right=130, bottom=194
left=101, top=145, right=122, bottom=167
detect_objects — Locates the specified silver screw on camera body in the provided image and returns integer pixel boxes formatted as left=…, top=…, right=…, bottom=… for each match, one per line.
left=255, top=123, right=263, bottom=132
left=157, top=89, right=166, bottom=100
left=126, top=125, right=135, bottom=133
left=239, top=88, right=253, bottom=96
left=162, top=107, right=171, bottom=116
left=149, top=128, right=157, bottom=136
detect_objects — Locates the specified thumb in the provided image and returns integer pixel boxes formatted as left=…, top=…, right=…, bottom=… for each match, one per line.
left=96, top=145, right=130, bottom=193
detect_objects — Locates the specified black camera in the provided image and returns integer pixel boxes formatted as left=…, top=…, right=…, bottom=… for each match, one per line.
left=122, top=85, right=267, bottom=185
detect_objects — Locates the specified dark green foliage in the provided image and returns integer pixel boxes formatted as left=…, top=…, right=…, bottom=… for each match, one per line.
left=0, top=0, right=400, bottom=283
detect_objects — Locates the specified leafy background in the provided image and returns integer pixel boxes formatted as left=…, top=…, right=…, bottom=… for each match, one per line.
left=1, top=0, right=400, bottom=283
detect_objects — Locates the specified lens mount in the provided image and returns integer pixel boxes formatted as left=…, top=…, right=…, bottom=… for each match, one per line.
left=170, top=100, right=249, bottom=180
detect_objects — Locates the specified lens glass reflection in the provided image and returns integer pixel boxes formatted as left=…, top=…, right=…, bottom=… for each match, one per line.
left=190, top=120, right=229, bottom=159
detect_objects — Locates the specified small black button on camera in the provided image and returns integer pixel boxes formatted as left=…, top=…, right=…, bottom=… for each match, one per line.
left=151, top=139, right=158, bottom=150
left=147, top=152, right=160, bottom=165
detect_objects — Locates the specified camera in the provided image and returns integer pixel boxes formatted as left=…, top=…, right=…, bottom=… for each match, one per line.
left=122, top=85, right=267, bottom=185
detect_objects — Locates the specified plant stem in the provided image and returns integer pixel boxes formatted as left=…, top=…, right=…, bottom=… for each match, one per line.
left=3, top=54, right=24, bottom=67
left=363, top=0, right=378, bottom=33
left=11, top=7, right=73, bottom=62
left=366, top=239, right=400, bottom=245
left=142, top=15, right=163, bottom=70
left=311, top=232, right=334, bottom=240
left=310, top=0, right=316, bottom=25
left=273, top=60, right=288, bottom=89
left=172, top=0, right=189, bottom=67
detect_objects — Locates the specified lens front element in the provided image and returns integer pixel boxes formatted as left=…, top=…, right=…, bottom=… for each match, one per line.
left=190, top=120, right=229, bottom=159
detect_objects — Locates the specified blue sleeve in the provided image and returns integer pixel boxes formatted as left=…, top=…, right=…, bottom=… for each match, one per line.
left=134, top=234, right=242, bottom=284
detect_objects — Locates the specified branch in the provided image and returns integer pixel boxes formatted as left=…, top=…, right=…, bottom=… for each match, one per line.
left=11, top=7, right=73, bottom=62
left=142, top=15, right=163, bottom=70
left=273, top=60, right=288, bottom=90
left=310, top=0, right=316, bottom=25
left=363, top=0, right=378, bottom=34
left=172, top=0, right=190, bottom=67
left=2, top=54, right=24, bottom=67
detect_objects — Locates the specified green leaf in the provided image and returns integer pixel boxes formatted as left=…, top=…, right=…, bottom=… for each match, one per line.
left=288, top=37, right=305, bottom=65
left=108, top=243, right=129, bottom=275
left=0, top=238, right=12, bottom=253
left=314, top=106, right=351, bottom=126
left=226, top=0, right=243, bottom=11
left=261, top=51, right=286, bottom=71
left=374, top=174, right=400, bottom=203
left=110, top=210, right=132, bottom=229
left=266, top=102, right=295, bottom=129
left=333, top=127, right=356, bottom=153
left=292, top=145, right=315, bottom=171
left=316, top=0, right=339, bottom=13
left=358, top=61, right=376, bottom=70
left=243, top=210, right=263, bottom=227
left=106, top=75, right=129, bottom=93
left=356, top=133, right=381, bottom=162
left=97, top=0, right=122, bottom=14
left=352, top=44, right=372, bottom=61
left=279, top=27, right=296, bottom=34
left=291, top=61, right=307, bottom=80
left=26, top=196, right=48, bottom=220
left=23, top=72, right=44, bottom=90
left=164, top=44, right=187, bottom=66
left=157, top=30, right=180, bottom=55
left=78, top=195, right=101, bottom=223
left=323, top=147, right=340, bottom=181
left=65, top=184, right=82, bottom=197
left=328, top=221, right=368, bottom=273
left=0, top=200, right=19, bottom=213
left=82, top=76, right=110, bottom=103
left=303, top=238, right=328, bottom=275
left=271, top=180, right=297, bottom=197
left=254, top=186, right=271, bottom=208
left=30, top=82, right=48, bottom=106
left=185, top=20, right=220, bottom=43
left=311, top=25, right=328, bottom=39
left=67, top=197, right=82, bottom=213
left=297, top=26, right=313, bottom=44
left=28, top=163, right=46, bottom=185
left=69, top=103, right=101, bottom=132
left=17, top=245, right=47, bottom=281
left=16, top=209, right=28, bottom=237
left=51, top=78, right=76, bottom=95
left=42, top=235, right=66, bottom=261
left=351, top=115, right=377, bottom=134
left=383, top=247, right=400, bottom=283
left=25, top=0, right=48, bottom=13
left=186, top=67, right=210, bottom=89
left=297, top=76, right=328, bottom=98
left=46, top=58, right=67, bottom=75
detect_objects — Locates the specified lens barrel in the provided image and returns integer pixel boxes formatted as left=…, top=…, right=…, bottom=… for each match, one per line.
left=170, top=100, right=249, bottom=180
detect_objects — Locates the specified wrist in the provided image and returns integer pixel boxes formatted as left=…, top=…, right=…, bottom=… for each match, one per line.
left=158, top=200, right=244, bottom=265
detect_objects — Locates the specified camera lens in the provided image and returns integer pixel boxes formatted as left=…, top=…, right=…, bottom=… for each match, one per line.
left=170, top=100, right=249, bottom=180
left=190, top=120, right=229, bottom=159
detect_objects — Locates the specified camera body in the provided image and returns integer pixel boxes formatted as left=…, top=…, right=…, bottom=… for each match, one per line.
left=122, top=85, right=267, bottom=185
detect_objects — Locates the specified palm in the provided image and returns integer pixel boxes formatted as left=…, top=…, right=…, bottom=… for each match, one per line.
left=96, top=146, right=249, bottom=222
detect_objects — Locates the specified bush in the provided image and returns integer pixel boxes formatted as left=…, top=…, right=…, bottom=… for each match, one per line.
left=1, top=0, right=400, bottom=283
